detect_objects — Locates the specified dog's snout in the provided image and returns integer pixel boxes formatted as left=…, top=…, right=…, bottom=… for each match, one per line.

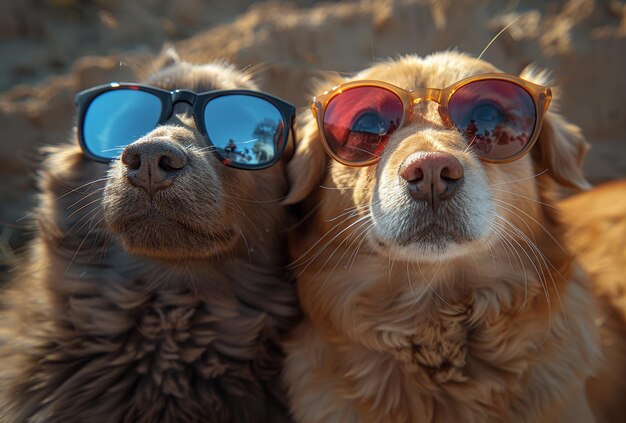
left=400, top=151, right=464, bottom=209
left=121, top=139, right=187, bottom=194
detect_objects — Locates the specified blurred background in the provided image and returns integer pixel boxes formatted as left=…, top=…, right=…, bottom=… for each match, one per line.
left=0, top=0, right=625, bottom=272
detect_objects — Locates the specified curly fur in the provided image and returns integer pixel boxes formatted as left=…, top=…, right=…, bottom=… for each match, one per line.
left=0, top=51, right=299, bottom=422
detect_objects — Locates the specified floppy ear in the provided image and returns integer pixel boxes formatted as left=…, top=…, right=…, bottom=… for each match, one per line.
left=283, top=73, right=345, bottom=205
left=521, top=66, right=591, bottom=191
left=534, top=111, right=591, bottom=190
left=282, top=111, right=328, bottom=205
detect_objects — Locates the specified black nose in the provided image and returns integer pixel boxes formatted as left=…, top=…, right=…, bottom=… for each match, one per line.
left=399, top=151, right=464, bottom=210
left=121, top=139, right=187, bottom=194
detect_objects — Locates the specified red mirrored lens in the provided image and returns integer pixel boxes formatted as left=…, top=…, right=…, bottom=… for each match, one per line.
left=448, top=80, right=537, bottom=161
left=322, top=86, right=404, bottom=164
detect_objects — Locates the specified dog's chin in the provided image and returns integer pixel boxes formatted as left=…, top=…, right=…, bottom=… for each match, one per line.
left=369, top=225, right=490, bottom=263
left=106, top=213, right=238, bottom=261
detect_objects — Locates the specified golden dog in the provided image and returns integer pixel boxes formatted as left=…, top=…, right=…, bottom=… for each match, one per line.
left=560, top=180, right=626, bottom=423
left=0, top=51, right=299, bottom=422
left=283, top=52, right=602, bottom=422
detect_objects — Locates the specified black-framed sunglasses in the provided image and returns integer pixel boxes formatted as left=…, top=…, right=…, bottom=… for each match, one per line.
left=75, top=83, right=296, bottom=170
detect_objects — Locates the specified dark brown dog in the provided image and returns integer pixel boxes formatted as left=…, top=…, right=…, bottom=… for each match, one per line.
left=0, top=51, right=298, bottom=423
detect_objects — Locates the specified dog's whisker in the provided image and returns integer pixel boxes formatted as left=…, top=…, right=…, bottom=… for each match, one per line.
left=496, top=215, right=571, bottom=335
left=488, top=169, right=549, bottom=187
left=63, top=196, right=104, bottom=222
left=504, top=234, right=529, bottom=309
left=306, top=214, right=372, bottom=272
left=99, top=146, right=128, bottom=153
left=218, top=182, right=290, bottom=204
left=482, top=231, right=499, bottom=271
left=471, top=14, right=523, bottom=73
left=318, top=185, right=354, bottom=191
left=462, top=135, right=479, bottom=155
left=491, top=227, right=542, bottom=325
left=342, top=145, right=381, bottom=158
left=55, top=176, right=112, bottom=200
left=318, top=216, right=372, bottom=277
left=489, top=223, right=528, bottom=307
left=492, top=217, right=556, bottom=341
left=491, top=188, right=559, bottom=210
left=290, top=209, right=370, bottom=268
left=326, top=200, right=381, bottom=223
left=324, top=207, right=362, bottom=223
left=487, top=225, right=515, bottom=271
left=239, top=230, right=252, bottom=266
left=309, top=216, right=374, bottom=303
left=71, top=205, right=104, bottom=236
left=408, top=261, right=438, bottom=323
left=64, top=216, right=105, bottom=275
left=423, top=260, right=464, bottom=313
left=299, top=214, right=373, bottom=280
left=494, top=198, right=568, bottom=253
left=223, top=191, right=286, bottom=234
left=66, top=186, right=107, bottom=210
left=493, top=199, right=540, bottom=245
left=224, top=198, right=263, bottom=239
left=405, top=262, right=416, bottom=304
left=340, top=216, right=375, bottom=270
left=347, top=223, right=376, bottom=271
left=387, top=242, right=399, bottom=291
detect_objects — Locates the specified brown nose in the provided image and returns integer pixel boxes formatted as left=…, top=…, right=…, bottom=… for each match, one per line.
left=121, top=139, right=187, bottom=194
left=399, top=151, right=464, bottom=210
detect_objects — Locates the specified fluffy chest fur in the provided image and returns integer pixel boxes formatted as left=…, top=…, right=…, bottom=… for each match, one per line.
left=0, top=235, right=297, bottom=423
left=285, top=251, right=600, bottom=423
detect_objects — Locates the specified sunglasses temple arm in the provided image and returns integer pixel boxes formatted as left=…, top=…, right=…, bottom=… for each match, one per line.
left=289, top=118, right=297, bottom=157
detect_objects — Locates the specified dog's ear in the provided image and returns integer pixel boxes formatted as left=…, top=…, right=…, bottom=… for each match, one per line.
left=535, top=111, right=591, bottom=190
left=153, top=44, right=181, bottom=71
left=282, top=111, right=328, bottom=205
left=521, top=66, right=591, bottom=191
left=283, top=73, right=345, bottom=205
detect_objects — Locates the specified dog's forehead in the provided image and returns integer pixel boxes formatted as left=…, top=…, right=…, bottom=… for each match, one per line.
left=354, top=53, right=501, bottom=90
left=146, top=62, right=256, bottom=92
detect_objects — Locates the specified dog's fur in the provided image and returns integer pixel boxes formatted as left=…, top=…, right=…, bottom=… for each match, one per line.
left=0, top=51, right=299, bottom=422
left=559, top=180, right=626, bottom=423
left=282, top=52, right=601, bottom=422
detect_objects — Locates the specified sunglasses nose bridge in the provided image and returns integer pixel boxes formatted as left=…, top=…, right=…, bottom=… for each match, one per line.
left=406, top=88, right=444, bottom=124
left=172, top=89, right=196, bottom=105
left=408, top=88, right=442, bottom=107
left=169, top=90, right=197, bottom=118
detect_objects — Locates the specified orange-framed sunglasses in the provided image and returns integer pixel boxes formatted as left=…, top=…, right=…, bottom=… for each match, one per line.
left=310, top=73, right=552, bottom=167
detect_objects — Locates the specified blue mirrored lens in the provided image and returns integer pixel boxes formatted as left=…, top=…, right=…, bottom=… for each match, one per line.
left=83, top=89, right=162, bottom=159
left=203, top=95, right=284, bottom=167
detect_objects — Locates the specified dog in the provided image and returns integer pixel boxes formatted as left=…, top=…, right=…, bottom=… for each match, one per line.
left=559, top=179, right=626, bottom=423
left=282, top=51, right=602, bottom=422
left=0, top=50, right=299, bottom=422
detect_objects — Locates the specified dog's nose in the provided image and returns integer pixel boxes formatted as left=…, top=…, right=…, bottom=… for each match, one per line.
left=121, top=139, right=187, bottom=194
left=399, top=151, right=464, bottom=209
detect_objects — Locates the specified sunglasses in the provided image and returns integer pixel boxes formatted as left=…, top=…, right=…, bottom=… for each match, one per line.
left=310, top=73, right=552, bottom=166
left=75, top=83, right=296, bottom=169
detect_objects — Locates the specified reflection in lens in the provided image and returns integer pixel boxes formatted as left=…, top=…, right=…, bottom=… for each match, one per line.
left=203, top=95, right=284, bottom=167
left=448, top=80, right=536, bottom=161
left=323, top=86, right=403, bottom=164
left=83, top=90, right=162, bottom=159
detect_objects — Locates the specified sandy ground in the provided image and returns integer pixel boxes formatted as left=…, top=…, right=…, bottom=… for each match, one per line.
left=0, top=0, right=624, bottom=266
